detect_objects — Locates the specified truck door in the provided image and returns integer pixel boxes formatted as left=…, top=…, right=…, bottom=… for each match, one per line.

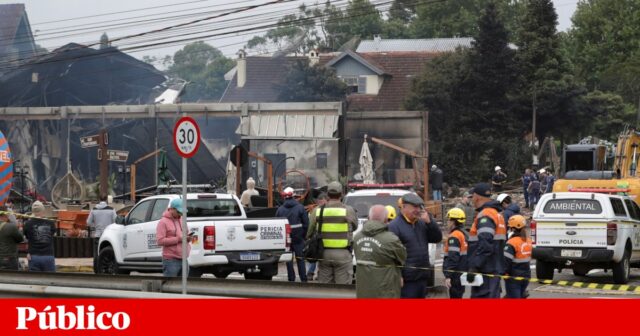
left=141, top=199, right=169, bottom=261
left=624, top=199, right=640, bottom=259
left=122, top=200, right=153, bottom=262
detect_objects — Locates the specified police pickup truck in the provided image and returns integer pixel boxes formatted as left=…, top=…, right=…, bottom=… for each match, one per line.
left=96, top=193, right=292, bottom=280
left=532, top=192, right=640, bottom=284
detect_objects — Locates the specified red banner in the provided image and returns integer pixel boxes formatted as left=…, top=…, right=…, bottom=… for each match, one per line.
left=0, top=299, right=631, bottom=335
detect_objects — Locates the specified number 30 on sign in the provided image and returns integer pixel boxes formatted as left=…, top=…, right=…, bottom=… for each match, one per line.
left=173, top=116, right=201, bottom=158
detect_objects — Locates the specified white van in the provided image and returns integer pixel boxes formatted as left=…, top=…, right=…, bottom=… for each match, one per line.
left=532, top=192, right=640, bottom=284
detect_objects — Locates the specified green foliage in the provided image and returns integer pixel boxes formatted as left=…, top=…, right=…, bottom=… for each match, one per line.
left=514, top=0, right=586, bottom=142
left=580, top=91, right=635, bottom=140
left=405, top=3, right=528, bottom=184
left=276, top=59, right=347, bottom=102
left=166, top=41, right=234, bottom=102
left=568, top=0, right=640, bottom=93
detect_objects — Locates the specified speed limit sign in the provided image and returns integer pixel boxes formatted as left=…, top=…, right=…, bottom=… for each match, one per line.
left=173, top=116, right=201, bottom=158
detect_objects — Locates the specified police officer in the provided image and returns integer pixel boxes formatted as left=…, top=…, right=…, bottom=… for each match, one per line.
left=354, top=205, right=407, bottom=298
left=389, top=193, right=443, bottom=298
left=443, top=208, right=468, bottom=299
left=504, top=215, right=532, bottom=298
left=467, top=183, right=506, bottom=298
left=307, top=181, right=357, bottom=284
left=276, top=187, right=309, bottom=282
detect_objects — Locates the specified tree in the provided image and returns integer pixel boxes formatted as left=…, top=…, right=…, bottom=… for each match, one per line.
left=166, top=41, right=234, bottom=102
left=277, top=59, right=346, bottom=102
left=409, top=0, right=525, bottom=39
left=514, top=0, right=586, bottom=143
left=568, top=0, right=640, bottom=93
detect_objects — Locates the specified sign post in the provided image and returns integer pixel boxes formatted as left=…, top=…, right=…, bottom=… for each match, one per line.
left=173, top=116, right=201, bottom=295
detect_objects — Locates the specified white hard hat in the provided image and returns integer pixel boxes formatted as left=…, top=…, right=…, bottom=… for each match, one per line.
left=539, top=168, right=546, bottom=174
left=283, top=187, right=295, bottom=198
left=431, top=164, right=437, bottom=170
left=497, top=193, right=510, bottom=203
left=494, top=166, right=501, bottom=171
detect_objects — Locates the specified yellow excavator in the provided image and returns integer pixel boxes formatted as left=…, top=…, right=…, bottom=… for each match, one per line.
left=553, top=127, right=640, bottom=204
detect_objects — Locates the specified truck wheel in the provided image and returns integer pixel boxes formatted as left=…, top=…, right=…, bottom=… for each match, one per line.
left=212, top=270, right=231, bottom=279
left=96, top=246, right=128, bottom=275
left=189, top=267, right=204, bottom=278
left=535, top=260, right=554, bottom=280
left=613, top=249, right=630, bottom=284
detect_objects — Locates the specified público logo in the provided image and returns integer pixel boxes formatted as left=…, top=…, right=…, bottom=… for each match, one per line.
left=16, top=305, right=130, bottom=330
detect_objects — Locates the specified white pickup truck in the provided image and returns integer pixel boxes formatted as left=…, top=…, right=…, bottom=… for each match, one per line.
left=96, top=193, right=292, bottom=280
left=532, top=192, right=640, bottom=284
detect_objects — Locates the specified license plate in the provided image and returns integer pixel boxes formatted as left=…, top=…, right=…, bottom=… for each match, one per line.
left=561, top=249, right=582, bottom=258
left=240, top=252, right=261, bottom=261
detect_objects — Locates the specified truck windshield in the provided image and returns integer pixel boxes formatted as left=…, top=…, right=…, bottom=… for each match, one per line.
left=542, top=199, right=602, bottom=214
left=186, top=199, right=242, bottom=217
left=344, top=195, right=402, bottom=218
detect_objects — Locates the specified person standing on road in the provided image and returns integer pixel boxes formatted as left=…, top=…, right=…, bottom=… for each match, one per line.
left=521, top=169, right=534, bottom=209
left=443, top=208, right=468, bottom=299
left=497, top=193, right=520, bottom=224
left=467, top=183, right=506, bottom=298
left=276, top=187, right=309, bottom=282
left=389, top=193, right=443, bottom=298
left=240, top=177, right=259, bottom=208
left=87, top=196, right=117, bottom=271
left=354, top=204, right=406, bottom=298
left=156, top=198, right=192, bottom=277
left=491, top=166, right=507, bottom=192
left=430, top=165, right=444, bottom=201
left=307, top=181, right=357, bottom=285
left=307, top=192, right=328, bottom=280
left=504, top=215, right=532, bottom=298
left=455, top=191, right=475, bottom=230
left=23, top=201, right=56, bottom=272
left=0, top=205, right=25, bottom=270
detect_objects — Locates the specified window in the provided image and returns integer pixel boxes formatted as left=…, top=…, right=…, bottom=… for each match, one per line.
left=610, top=198, right=627, bottom=217
left=150, top=199, right=170, bottom=221
left=625, top=199, right=640, bottom=220
left=340, top=76, right=366, bottom=94
left=127, top=200, right=152, bottom=225
left=317, top=153, right=327, bottom=169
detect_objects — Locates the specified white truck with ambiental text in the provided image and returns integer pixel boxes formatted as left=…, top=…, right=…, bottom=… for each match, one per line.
left=96, top=193, right=292, bottom=280
left=532, top=192, right=640, bottom=284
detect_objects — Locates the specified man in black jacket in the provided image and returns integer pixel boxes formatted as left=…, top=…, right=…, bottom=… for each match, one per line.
left=389, top=193, right=443, bottom=298
left=275, top=187, right=309, bottom=282
left=23, top=201, right=56, bottom=272
left=430, top=165, right=444, bottom=201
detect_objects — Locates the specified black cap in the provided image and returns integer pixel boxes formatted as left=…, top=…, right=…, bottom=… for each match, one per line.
left=470, top=182, right=492, bottom=197
left=401, top=193, right=424, bottom=207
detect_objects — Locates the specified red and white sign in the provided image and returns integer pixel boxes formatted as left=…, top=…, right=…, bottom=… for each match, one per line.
left=173, top=116, right=201, bottom=158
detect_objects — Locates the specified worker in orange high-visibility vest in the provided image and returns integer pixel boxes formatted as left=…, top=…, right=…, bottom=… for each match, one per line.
left=443, top=208, right=468, bottom=299
left=504, top=215, right=532, bottom=298
left=467, top=183, right=506, bottom=298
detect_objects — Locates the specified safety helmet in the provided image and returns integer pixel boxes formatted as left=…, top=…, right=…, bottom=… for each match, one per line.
left=494, top=165, right=501, bottom=172
left=385, top=205, right=397, bottom=221
left=282, top=187, right=295, bottom=198
left=496, top=193, right=511, bottom=204
left=539, top=168, right=546, bottom=174
left=446, top=207, right=466, bottom=224
left=508, top=215, right=527, bottom=230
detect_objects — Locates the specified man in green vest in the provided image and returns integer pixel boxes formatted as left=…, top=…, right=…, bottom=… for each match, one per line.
left=307, top=181, right=357, bottom=284
left=354, top=204, right=407, bottom=298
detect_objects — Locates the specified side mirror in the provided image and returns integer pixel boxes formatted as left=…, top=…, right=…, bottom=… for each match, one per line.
left=116, top=215, right=125, bottom=225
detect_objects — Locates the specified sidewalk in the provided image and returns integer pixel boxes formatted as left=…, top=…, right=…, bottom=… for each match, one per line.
left=19, top=257, right=94, bottom=273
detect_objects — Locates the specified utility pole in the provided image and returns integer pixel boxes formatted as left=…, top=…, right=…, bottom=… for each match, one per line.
left=99, top=129, right=108, bottom=200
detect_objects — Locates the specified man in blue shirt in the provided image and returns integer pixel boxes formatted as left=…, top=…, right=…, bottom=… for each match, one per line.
left=389, top=193, right=442, bottom=298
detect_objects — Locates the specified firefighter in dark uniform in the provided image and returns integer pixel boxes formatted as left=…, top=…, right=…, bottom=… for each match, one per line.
left=504, top=215, right=532, bottom=298
left=467, top=183, right=506, bottom=298
left=443, top=208, right=468, bottom=299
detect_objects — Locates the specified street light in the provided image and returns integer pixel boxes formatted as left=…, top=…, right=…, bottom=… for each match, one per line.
left=117, top=165, right=130, bottom=202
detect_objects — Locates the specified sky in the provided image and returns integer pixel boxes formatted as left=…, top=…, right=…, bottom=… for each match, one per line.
left=5, top=0, right=579, bottom=64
